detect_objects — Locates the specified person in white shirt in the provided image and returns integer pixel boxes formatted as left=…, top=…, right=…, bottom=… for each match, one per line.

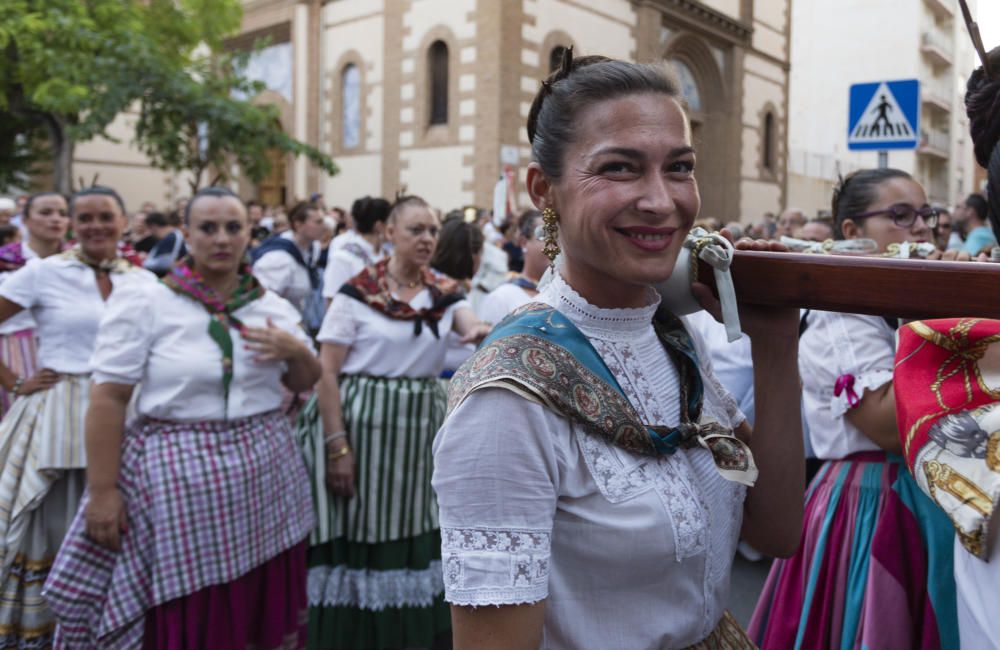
left=0, top=192, right=70, bottom=416
left=252, top=201, right=324, bottom=316
left=0, top=186, right=154, bottom=649
left=322, top=196, right=391, bottom=305
left=477, top=209, right=547, bottom=326
left=433, top=53, right=803, bottom=649
left=298, top=195, right=490, bottom=650
left=44, top=186, right=320, bottom=648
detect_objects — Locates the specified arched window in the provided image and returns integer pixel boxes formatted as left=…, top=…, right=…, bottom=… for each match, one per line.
left=341, top=64, right=361, bottom=148
left=672, top=60, right=703, bottom=112
left=762, top=111, right=775, bottom=172
left=549, top=45, right=567, bottom=73
left=428, top=41, right=449, bottom=125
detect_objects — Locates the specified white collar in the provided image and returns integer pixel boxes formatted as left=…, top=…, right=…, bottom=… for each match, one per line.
left=537, top=272, right=659, bottom=342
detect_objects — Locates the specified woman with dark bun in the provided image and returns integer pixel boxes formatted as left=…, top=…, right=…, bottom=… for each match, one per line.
left=433, top=50, right=803, bottom=648
left=322, top=196, right=391, bottom=303
left=0, top=187, right=154, bottom=649
left=748, top=168, right=959, bottom=648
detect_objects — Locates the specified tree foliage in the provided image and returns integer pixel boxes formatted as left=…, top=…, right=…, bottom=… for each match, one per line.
left=0, top=0, right=336, bottom=194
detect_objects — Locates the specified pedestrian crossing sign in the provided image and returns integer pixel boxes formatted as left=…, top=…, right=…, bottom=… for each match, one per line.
left=847, top=79, right=920, bottom=150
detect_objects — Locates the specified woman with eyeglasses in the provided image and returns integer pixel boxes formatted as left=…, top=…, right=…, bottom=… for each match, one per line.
left=749, top=168, right=959, bottom=649
left=297, top=195, right=490, bottom=649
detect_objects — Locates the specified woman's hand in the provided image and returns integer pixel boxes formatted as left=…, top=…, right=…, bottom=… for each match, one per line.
left=84, top=487, right=128, bottom=551
left=11, top=369, right=61, bottom=396
left=691, top=232, right=800, bottom=341
left=325, top=446, right=356, bottom=498
left=459, top=321, right=492, bottom=345
left=244, top=318, right=310, bottom=363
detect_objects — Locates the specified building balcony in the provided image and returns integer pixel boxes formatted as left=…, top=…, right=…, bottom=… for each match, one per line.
left=921, top=81, right=952, bottom=113
left=921, top=30, right=953, bottom=68
left=923, top=0, right=955, bottom=21
left=918, top=128, right=951, bottom=159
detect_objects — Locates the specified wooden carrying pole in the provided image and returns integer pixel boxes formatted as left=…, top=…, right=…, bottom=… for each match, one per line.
left=699, top=251, right=1000, bottom=320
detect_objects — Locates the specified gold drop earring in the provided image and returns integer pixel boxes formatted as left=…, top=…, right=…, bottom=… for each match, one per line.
left=541, top=207, right=560, bottom=265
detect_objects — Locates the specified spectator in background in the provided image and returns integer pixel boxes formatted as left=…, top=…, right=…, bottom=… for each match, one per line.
left=499, top=217, right=524, bottom=272
left=793, top=218, right=835, bottom=242
left=271, top=209, right=290, bottom=235
left=252, top=201, right=323, bottom=318
left=432, top=216, right=486, bottom=375
left=322, top=197, right=391, bottom=304
left=724, top=221, right=744, bottom=239
left=128, top=212, right=153, bottom=254
left=0, top=199, right=15, bottom=226
left=962, top=193, right=996, bottom=256
left=136, top=211, right=165, bottom=254
left=478, top=209, right=547, bottom=325
left=143, top=210, right=185, bottom=277
left=329, top=206, right=349, bottom=238
left=776, top=207, right=806, bottom=238
left=933, top=207, right=957, bottom=251
left=247, top=200, right=271, bottom=244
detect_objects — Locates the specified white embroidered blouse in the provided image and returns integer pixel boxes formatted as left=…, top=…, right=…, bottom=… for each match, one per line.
left=432, top=273, right=747, bottom=649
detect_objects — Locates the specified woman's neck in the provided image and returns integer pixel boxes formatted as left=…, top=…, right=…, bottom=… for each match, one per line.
left=361, top=232, right=381, bottom=253
left=197, top=266, right=240, bottom=299
left=27, top=235, right=61, bottom=258
left=388, top=256, right=422, bottom=285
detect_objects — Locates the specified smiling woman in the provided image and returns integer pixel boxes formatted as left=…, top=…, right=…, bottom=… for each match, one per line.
left=433, top=51, right=805, bottom=649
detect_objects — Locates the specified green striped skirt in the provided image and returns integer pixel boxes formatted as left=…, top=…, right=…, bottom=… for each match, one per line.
left=296, top=375, right=450, bottom=649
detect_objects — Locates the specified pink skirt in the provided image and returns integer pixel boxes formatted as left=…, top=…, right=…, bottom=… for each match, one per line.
left=142, top=541, right=308, bottom=650
left=0, top=328, right=37, bottom=416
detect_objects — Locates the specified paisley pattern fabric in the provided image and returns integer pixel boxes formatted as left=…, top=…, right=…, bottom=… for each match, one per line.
left=895, top=318, right=1000, bottom=558
left=448, top=303, right=756, bottom=485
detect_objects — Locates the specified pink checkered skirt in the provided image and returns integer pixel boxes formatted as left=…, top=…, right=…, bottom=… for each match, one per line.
left=44, top=410, right=315, bottom=649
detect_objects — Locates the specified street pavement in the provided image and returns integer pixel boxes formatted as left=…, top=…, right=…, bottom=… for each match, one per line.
left=729, top=554, right=772, bottom=627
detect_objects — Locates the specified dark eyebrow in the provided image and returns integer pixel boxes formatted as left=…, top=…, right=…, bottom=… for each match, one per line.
left=589, top=145, right=696, bottom=159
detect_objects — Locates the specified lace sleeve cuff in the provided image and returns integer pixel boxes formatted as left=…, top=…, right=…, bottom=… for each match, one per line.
left=829, top=369, right=893, bottom=419
left=441, top=526, right=551, bottom=607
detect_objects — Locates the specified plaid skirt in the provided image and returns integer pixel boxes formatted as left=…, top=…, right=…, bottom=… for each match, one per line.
left=44, top=410, right=315, bottom=649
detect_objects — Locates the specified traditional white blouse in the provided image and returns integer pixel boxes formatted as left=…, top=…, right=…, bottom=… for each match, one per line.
left=322, top=232, right=385, bottom=299
left=432, top=273, right=747, bottom=649
left=90, top=280, right=312, bottom=421
left=318, top=290, right=469, bottom=379
left=0, top=254, right=155, bottom=374
left=0, top=243, right=40, bottom=336
left=799, top=311, right=895, bottom=459
left=252, top=231, right=320, bottom=314
left=477, top=282, right=534, bottom=326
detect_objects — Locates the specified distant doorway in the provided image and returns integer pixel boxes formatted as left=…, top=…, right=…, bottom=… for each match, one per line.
left=257, top=147, right=287, bottom=207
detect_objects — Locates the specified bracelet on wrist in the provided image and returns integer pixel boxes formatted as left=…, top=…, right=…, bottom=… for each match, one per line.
left=10, top=378, right=24, bottom=395
left=326, top=445, right=351, bottom=460
left=324, top=431, right=347, bottom=444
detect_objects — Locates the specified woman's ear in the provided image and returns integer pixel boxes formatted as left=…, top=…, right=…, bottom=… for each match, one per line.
left=840, top=218, right=861, bottom=240
left=526, top=162, right=554, bottom=211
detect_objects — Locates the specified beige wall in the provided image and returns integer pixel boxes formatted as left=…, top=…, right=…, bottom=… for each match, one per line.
left=401, top=145, right=475, bottom=210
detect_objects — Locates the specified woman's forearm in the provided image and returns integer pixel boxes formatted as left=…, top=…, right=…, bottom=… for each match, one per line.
left=741, top=337, right=804, bottom=558
left=283, top=344, right=322, bottom=393
left=316, top=372, right=348, bottom=444
left=85, top=383, right=133, bottom=494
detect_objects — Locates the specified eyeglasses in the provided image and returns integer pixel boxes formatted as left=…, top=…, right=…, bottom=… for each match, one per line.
left=849, top=203, right=939, bottom=229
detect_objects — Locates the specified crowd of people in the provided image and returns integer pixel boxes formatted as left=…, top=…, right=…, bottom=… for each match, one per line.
left=0, top=46, right=995, bottom=650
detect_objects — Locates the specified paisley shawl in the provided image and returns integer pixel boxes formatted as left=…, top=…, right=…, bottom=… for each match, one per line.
left=448, top=303, right=757, bottom=486
left=339, top=258, right=465, bottom=338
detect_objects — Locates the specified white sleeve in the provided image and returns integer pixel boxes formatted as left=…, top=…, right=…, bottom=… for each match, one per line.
left=478, top=287, right=515, bottom=325
left=253, top=252, right=295, bottom=299
left=265, top=294, right=315, bottom=350
left=821, top=313, right=895, bottom=418
left=0, top=261, right=40, bottom=310
left=432, top=388, right=563, bottom=606
left=316, top=292, right=358, bottom=346
left=90, top=280, right=155, bottom=385
left=322, top=251, right=359, bottom=299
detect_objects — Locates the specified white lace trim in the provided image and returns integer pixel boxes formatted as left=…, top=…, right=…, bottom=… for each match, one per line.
left=576, top=430, right=707, bottom=561
left=306, top=562, right=444, bottom=610
left=440, top=526, right=551, bottom=607
left=539, top=272, right=660, bottom=342
left=829, top=368, right=893, bottom=419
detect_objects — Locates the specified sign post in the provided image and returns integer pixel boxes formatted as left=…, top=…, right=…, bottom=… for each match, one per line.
left=848, top=79, right=921, bottom=166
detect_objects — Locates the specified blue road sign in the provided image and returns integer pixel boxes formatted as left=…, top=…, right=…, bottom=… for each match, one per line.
left=847, top=79, right=920, bottom=151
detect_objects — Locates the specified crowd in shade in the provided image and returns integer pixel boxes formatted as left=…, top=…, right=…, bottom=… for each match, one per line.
left=0, top=44, right=995, bottom=650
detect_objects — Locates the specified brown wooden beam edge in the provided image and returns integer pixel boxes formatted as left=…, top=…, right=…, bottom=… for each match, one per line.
left=696, top=251, right=1000, bottom=321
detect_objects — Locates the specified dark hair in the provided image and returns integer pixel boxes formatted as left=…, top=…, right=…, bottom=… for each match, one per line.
left=184, top=186, right=242, bottom=224
left=831, top=168, right=912, bottom=238
left=288, top=201, right=319, bottom=228
left=527, top=48, right=681, bottom=178
left=70, top=186, right=126, bottom=217
left=388, top=194, right=430, bottom=222
left=0, top=225, right=19, bottom=247
left=519, top=210, right=542, bottom=240
left=145, top=211, right=168, bottom=228
left=965, top=193, right=988, bottom=223
left=431, top=216, right=485, bottom=280
left=352, top=196, right=392, bottom=234
left=965, top=45, right=1000, bottom=237
left=24, top=192, right=65, bottom=220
